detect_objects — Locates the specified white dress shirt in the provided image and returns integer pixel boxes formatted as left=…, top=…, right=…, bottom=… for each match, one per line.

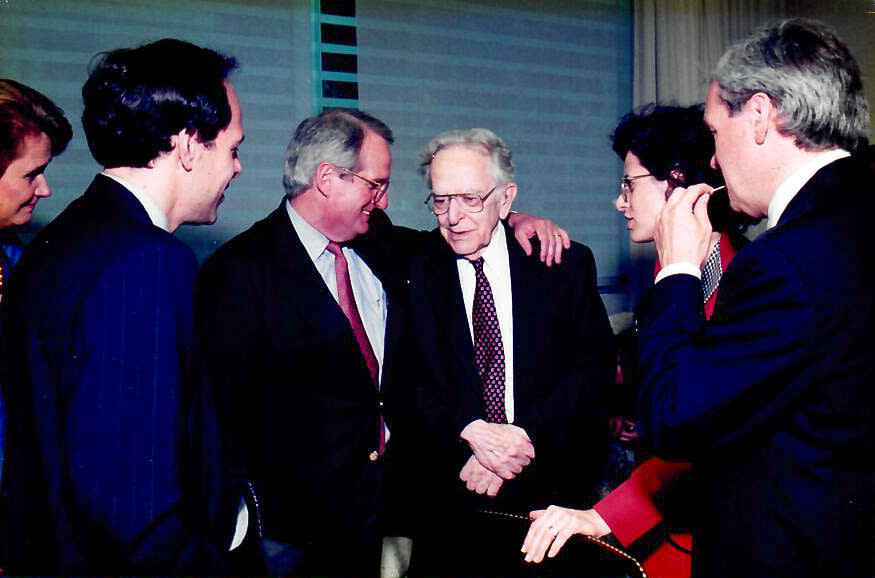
left=285, top=200, right=387, bottom=383
left=655, top=149, right=850, bottom=284
left=457, top=224, right=515, bottom=423
left=101, top=171, right=169, bottom=231
left=765, top=148, right=849, bottom=229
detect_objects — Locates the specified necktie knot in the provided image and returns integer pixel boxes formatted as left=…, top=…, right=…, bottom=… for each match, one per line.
left=325, top=241, right=343, bottom=258
left=471, top=257, right=486, bottom=274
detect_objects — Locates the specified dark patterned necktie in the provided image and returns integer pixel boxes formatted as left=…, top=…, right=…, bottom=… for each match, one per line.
left=326, top=242, right=384, bottom=453
left=471, top=257, right=507, bottom=424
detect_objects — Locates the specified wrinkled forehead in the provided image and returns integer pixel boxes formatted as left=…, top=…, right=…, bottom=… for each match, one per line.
left=430, top=145, right=495, bottom=192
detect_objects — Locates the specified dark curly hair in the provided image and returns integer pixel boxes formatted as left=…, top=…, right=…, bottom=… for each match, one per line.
left=0, top=79, right=72, bottom=176
left=82, top=38, right=237, bottom=168
left=611, top=103, right=759, bottom=234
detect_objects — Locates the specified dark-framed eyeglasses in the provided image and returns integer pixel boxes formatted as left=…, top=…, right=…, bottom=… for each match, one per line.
left=620, top=173, right=653, bottom=202
left=424, top=185, right=498, bottom=215
left=336, top=165, right=390, bottom=204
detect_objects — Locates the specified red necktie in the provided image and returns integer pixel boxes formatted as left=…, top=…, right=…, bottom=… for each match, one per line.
left=471, top=258, right=507, bottom=424
left=326, top=242, right=385, bottom=454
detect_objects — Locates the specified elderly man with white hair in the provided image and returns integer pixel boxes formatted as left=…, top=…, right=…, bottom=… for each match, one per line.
left=392, top=128, right=615, bottom=576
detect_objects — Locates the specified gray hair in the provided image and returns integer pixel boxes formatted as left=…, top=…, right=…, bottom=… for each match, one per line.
left=419, top=128, right=515, bottom=190
left=712, top=18, right=869, bottom=153
left=283, top=109, right=394, bottom=197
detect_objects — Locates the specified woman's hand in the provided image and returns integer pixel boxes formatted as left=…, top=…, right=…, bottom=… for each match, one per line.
left=521, top=505, right=612, bottom=563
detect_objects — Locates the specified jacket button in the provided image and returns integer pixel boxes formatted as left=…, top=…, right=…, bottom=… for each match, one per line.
left=369, top=451, right=379, bottom=462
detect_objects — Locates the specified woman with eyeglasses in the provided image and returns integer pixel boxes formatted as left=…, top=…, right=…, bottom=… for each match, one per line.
left=613, top=103, right=755, bottom=318
left=522, top=104, right=757, bottom=578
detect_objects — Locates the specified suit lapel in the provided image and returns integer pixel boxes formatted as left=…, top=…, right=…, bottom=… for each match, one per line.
left=266, top=204, right=354, bottom=345
left=775, top=156, right=851, bottom=228
left=422, top=238, right=475, bottom=380
left=345, top=215, right=404, bottom=375
left=506, top=225, right=544, bottom=424
left=382, top=270, right=405, bottom=388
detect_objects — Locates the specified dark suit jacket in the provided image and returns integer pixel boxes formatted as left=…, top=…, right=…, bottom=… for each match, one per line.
left=196, top=203, right=411, bottom=573
left=393, top=224, right=615, bottom=567
left=637, top=157, right=875, bottom=577
left=0, top=175, right=234, bottom=574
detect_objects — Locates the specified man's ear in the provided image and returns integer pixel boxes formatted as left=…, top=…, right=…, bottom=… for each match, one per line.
left=747, top=92, right=774, bottom=146
left=312, top=161, right=337, bottom=197
left=498, top=183, right=518, bottom=219
left=174, top=129, right=199, bottom=172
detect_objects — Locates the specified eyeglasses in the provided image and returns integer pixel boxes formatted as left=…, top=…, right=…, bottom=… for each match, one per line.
left=336, top=166, right=390, bottom=204
left=424, top=186, right=498, bottom=215
left=620, top=173, right=653, bottom=203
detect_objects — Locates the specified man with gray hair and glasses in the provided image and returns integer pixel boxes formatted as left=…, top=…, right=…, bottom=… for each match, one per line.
left=197, top=110, right=571, bottom=575
left=391, top=128, right=614, bottom=575
left=635, top=18, right=873, bottom=577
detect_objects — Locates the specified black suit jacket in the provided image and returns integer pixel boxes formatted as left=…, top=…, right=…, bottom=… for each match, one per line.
left=393, top=224, right=615, bottom=527
left=0, top=175, right=234, bottom=574
left=637, top=157, right=875, bottom=577
left=197, top=204, right=411, bottom=571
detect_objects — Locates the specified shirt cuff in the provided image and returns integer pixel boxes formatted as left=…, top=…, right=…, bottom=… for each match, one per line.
left=229, top=498, right=248, bottom=551
left=655, top=262, right=701, bottom=284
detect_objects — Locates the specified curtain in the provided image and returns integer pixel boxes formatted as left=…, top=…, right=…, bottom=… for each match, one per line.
left=625, top=0, right=787, bottom=307
left=634, top=0, right=788, bottom=106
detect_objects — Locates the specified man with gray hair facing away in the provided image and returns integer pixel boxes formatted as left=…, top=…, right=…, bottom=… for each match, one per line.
left=391, top=128, right=614, bottom=575
left=197, top=110, right=570, bottom=575
left=633, top=18, right=873, bottom=577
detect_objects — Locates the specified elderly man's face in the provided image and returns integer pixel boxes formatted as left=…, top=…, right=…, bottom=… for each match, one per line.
left=430, top=145, right=516, bottom=260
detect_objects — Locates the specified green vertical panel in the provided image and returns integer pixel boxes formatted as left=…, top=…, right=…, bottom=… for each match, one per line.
left=313, top=1, right=359, bottom=112
left=311, top=0, right=324, bottom=113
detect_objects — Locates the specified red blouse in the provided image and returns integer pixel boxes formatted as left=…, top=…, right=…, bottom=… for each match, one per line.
left=594, top=232, right=739, bottom=578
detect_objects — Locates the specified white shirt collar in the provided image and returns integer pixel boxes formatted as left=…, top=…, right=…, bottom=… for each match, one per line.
left=101, top=171, right=170, bottom=231
left=766, top=149, right=850, bottom=229
left=474, top=221, right=509, bottom=273
left=285, top=198, right=331, bottom=262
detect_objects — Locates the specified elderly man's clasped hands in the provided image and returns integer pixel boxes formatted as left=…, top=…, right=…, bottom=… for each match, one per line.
left=459, top=419, right=535, bottom=496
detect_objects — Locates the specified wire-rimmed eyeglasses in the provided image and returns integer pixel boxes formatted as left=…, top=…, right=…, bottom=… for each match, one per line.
left=336, top=165, right=390, bottom=204
left=424, top=186, right=498, bottom=215
left=620, top=174, right=653, bottom=203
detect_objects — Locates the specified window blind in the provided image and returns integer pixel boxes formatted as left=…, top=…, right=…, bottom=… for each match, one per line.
left=0, top=0, right=313, bottom=259
left=354, top=0, right=632, bottom=287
